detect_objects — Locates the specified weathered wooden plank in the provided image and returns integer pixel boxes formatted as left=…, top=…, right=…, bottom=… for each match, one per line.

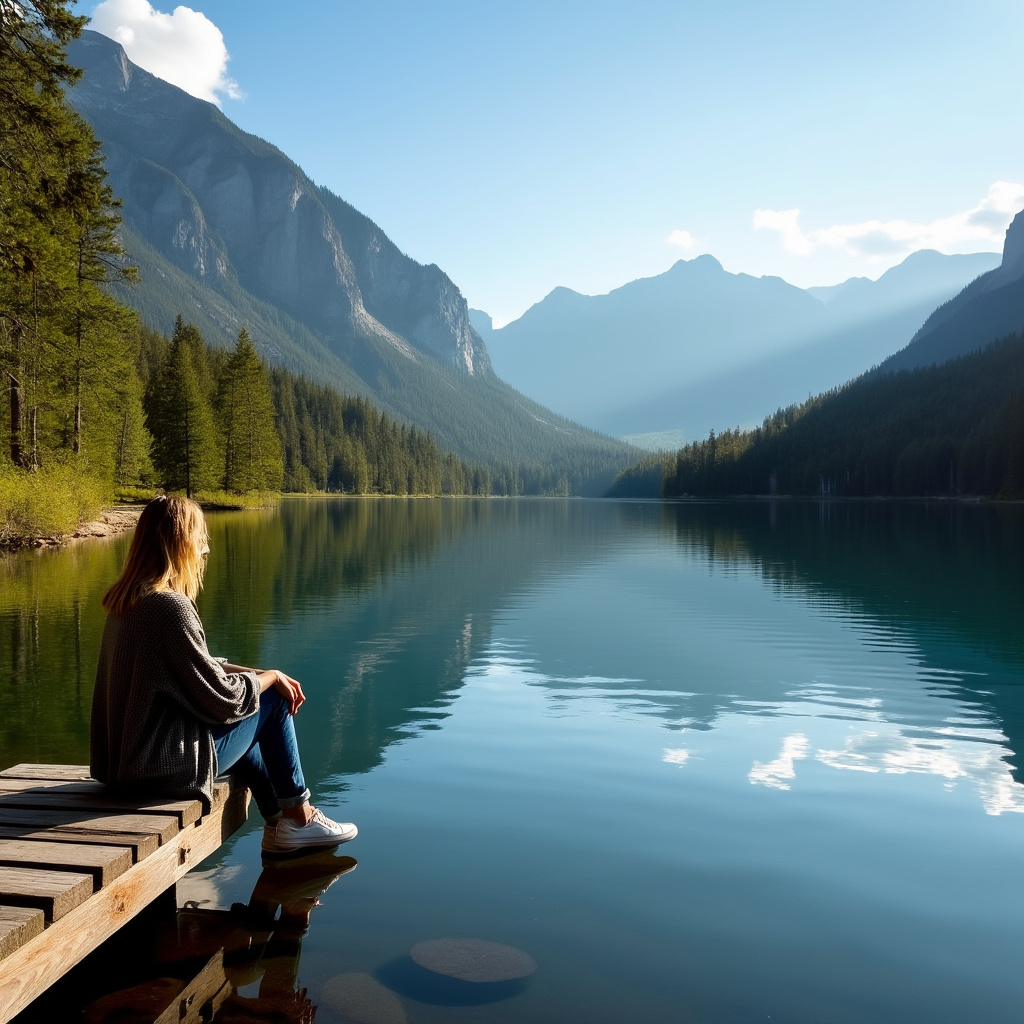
left=0, top=840, right=132, bottom=890
left=0, top=907, right=44, bottom=961
left=0, top=765, right=91, bottom=782
left=0, top=825, right=158, bottom=863
left=0, top=808, right=179, bottom=845
left=0, top=866, right=93, bottom=921
left=0, top=790, right=202, bottom=828
left=0, top=781, right=249, bottom=1022
left=0, top=778, right=106, bottom=793
left=1, top=767, right=232, bottom=806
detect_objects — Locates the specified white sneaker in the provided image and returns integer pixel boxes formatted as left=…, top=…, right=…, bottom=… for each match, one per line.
left=261, top=821, right=281, bottom=853
left=275, top=807, right=358, bottom=850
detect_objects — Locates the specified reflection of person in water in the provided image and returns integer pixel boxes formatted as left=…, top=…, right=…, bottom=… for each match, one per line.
left=91, top=495, right=356, bottom=853
left=179, top=855, right=358, bottom=1024
left=224, top=855, right=357, bottom=1022
left=82, top=854, right=357, bottom=1024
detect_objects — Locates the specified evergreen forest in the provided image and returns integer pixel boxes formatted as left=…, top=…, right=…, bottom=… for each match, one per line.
left=610, top=333, right=1024, bottom=499
left=135, top=317, right=491, bottom=499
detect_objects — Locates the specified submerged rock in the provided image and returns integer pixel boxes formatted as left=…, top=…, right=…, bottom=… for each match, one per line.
left=320, top=972, right=407, bottom=1024
left=409, top=938, right=537, bottom=983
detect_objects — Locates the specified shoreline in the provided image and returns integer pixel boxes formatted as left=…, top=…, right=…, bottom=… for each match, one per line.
left=1, top=505, right=143, bottom=553
left=5, top=492, right=1020, bottom=552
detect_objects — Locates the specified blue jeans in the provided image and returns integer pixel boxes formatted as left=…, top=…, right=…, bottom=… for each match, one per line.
left=211, top=688, right=310, bottom=821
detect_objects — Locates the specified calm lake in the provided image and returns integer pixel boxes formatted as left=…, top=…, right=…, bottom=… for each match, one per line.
left=3, top=498, right=1023, bottom=1023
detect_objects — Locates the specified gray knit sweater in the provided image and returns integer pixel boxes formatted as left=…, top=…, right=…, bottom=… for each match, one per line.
left=90, top=590, right=260, bottom=811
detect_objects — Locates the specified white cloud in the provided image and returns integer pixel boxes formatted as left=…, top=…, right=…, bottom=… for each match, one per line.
left=663, top=748, right=690, bottom=766
left=665, top=229, right=697, bottom=250
left=753, top=181, right=1024, bottom=262
left=90, top=0, right=240, bottom=104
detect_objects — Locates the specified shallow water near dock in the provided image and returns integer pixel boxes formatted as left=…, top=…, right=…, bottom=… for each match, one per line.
left=2, top=498, right=1023, bottom=1023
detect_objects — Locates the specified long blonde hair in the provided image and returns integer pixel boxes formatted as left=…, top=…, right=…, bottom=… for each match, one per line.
left=103, top=496, right=209, bottom=615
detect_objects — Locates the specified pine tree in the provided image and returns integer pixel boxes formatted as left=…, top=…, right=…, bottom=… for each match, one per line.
left=147, top=322, right=218, bottom=496
left=217, top=329, right=283, bottom=492
left=1, top=1, right=137, bottom=476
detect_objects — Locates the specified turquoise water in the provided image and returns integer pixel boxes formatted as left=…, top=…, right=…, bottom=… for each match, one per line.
left=3, top=498, right=1023, bottom=1022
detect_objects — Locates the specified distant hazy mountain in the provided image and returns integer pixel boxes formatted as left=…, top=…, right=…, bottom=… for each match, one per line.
left=481, top=255, right=823, bottom=424
left=67, top=31, right=634, bottom=487
left=879, top=210, right=1024, bottom=374
left=480, top=249, right=998, bottom=444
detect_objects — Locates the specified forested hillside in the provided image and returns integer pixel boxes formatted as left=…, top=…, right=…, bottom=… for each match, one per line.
left=610, top=333, right=1024, bottom=499
left=135, top=317, right=490, bottom=498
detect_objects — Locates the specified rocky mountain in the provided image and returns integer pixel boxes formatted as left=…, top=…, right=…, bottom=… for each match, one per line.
left=69, top=31, right=484, bottom=378
left=66, top=31, right=634, bottom=488
left=879, top=210, right=1024, bottom=374
left=479, top=249, right=998, bottom=445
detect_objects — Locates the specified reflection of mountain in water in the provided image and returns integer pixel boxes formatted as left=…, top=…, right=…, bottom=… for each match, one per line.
left=211, top=499, right=622, bottom=790
left=3, top=499, right=1020, bottom=811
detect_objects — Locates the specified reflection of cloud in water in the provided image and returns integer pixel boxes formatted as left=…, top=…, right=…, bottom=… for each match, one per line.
left=177, top=863, right=245, bottom=909
left=663, top=748, right=691, bottom=766
left=748, top=734, right=810, bottom=790
left=479, top=645, right=1024, bottom=816
left=817, top=729, right=1024, bottom=816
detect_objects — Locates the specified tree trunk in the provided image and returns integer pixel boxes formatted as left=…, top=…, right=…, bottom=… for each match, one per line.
left=7, top=370, right=24, bottom=468
left=28, top=405, right=39, bottom=471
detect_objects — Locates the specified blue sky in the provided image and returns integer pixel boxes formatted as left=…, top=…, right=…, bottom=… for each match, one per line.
left=83, top=1, right=1024, bottom=325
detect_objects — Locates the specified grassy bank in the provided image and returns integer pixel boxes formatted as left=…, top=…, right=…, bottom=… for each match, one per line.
left=0, top=468, right=108, bottom=546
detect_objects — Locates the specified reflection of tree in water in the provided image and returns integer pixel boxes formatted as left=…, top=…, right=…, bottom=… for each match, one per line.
left=0, top=500, right=460, bottom=772
left=0, top=540, right=128, bottom=767
left=200, top=500, right=451, bottom=668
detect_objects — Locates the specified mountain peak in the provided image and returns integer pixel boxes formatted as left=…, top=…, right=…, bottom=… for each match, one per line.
left=671, top=254, right=723, bottom=274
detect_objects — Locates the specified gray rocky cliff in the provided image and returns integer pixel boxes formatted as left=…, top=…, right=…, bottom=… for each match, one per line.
left=996, top=208, right=1024, bottom=283
left=68, top=30, right=489, bottom=376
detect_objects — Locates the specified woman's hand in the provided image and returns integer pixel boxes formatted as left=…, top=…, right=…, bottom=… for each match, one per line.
left=273, top=670, right=306, bottom=715
left=258, top=669, right=306, bottom=715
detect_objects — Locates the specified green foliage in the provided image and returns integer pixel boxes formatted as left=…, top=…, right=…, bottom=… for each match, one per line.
left=217, top=329, right=283, bottom=492
left=606, top=453, right=671, bottom=498
left=634, top=334, right=1024, bottom=499
left=191, top=489, right=279, bottom=510
left=0, top=0, right=150, bottom=539
left=145, top=318, right=219, bottom=496
left=269, top=365, right=476, bottom=495
left=0, top=463, right=106, bottom=541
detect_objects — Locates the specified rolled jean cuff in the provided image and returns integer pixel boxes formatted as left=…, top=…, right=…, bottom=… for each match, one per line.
left=278, top=788, right=310, bottom=809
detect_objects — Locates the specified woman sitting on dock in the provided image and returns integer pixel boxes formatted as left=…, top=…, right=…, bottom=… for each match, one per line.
left=90, top=495, right=356, bottom=853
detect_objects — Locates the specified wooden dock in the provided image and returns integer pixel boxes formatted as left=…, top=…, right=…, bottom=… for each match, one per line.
left=0, top=764, right=249, bottom=1023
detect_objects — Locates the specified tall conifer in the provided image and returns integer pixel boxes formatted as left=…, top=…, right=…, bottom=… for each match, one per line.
left=217, top=329, right=283, bottom=492
left=147, top=322, right=218, bottom=496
